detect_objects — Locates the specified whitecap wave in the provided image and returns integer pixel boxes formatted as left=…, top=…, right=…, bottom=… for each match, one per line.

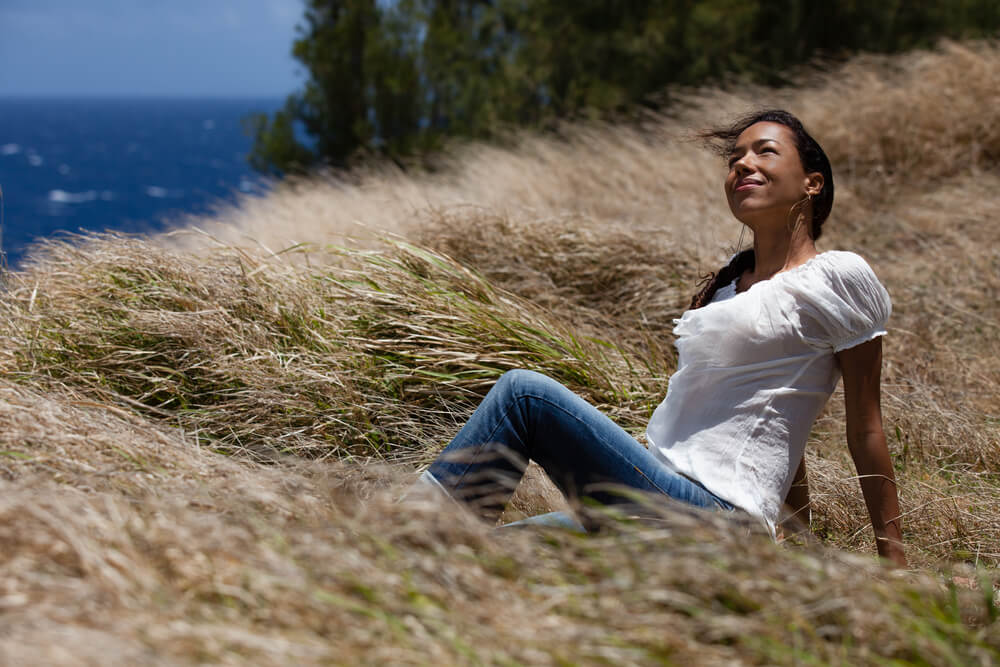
left=28, top=153, right=44, bottom=167
left=143, top=185, right=183, bottom=198
left=1, top=143, right=20, bottom=156
left=48, top=189, right=98, bottom=204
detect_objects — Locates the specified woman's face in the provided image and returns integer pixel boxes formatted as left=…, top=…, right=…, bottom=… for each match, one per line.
left=724, top=121, right=822, bottom=229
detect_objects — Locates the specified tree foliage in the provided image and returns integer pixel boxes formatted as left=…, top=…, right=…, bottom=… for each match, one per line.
left=247, top=0, right=1000, bottom=174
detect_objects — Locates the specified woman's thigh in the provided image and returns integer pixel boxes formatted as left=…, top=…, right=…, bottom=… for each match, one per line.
left=430, top=369, right=729, bottom=512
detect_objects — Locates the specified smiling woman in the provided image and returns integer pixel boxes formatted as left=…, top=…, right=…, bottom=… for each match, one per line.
left=726, top=123, right=824, bottom=244
left=692, top=109, right=836, bottom=304
left=409, top=109, right=906, bottom=569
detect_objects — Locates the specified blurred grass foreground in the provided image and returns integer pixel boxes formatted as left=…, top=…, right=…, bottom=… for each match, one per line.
left=1, top=42, right=999, bottom=665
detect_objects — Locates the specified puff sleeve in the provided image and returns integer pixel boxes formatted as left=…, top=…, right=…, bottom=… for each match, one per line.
left=787, top=251, right=892, bottom=352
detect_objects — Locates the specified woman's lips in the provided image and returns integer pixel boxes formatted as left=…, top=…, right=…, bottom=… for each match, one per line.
left=735, top=179, right=763, bottom=192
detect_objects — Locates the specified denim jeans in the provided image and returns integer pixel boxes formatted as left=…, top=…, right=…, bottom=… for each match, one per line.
left=424, top=369, right=734, bottom=526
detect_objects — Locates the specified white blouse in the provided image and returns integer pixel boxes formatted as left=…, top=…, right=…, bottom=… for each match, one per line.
left=646, top=251, right=891, bottom=534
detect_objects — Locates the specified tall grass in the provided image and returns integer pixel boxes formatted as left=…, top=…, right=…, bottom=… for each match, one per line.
left=1, top=40, right=999, bottom=664
left=2, top=237, right=661, bottom=465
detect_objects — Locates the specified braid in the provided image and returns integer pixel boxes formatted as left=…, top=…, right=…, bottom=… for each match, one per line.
left=689, top=249, right=755, bottom=310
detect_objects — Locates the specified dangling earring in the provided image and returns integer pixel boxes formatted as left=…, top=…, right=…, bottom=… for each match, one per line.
left=787, top=195, right=810, bottom=235
left=804, top=192, right=815, bottom=237
left=736, top=224, right=747, bottom=253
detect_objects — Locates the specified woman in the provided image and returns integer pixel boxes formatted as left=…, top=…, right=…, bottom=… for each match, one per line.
left=414, top=109, right=906, bottom=568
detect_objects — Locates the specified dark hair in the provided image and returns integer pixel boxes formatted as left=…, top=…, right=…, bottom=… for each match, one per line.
left=689, top=109, right=834, bottom=310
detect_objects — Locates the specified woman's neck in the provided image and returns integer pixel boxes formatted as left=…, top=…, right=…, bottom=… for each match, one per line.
left=742, top=226, right=817, bottom=287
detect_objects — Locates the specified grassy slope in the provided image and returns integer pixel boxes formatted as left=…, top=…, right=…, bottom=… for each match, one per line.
left=1, top=41, right=998, bottom=664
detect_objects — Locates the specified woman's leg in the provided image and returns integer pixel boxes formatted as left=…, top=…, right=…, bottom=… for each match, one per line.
left=424, top=369, right=730, bottom=522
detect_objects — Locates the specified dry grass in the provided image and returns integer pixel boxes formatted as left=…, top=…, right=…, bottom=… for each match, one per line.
left=2, top=236, right=661, bottom=466
left=2, top=40, right=1000, bottom=664
left=4, top=470, right=996, bottom=666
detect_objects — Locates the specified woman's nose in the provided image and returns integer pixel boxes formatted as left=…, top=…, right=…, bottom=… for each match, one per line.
left=732, top=155, right=753, bottom=175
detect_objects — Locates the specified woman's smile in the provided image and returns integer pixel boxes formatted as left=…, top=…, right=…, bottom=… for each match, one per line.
left=724, top=121, right=817, bottom=224
left=734, top=176, right=764, bottom=192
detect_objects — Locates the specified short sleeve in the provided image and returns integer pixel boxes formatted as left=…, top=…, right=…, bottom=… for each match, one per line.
left=788, top=252, right=892, bottom=352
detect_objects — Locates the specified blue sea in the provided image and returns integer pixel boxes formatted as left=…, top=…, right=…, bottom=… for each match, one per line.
left=0, top=97, right=284, bottom=268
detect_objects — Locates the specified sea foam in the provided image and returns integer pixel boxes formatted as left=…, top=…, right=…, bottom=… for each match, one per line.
left=48, top=189, right=98, bottom=204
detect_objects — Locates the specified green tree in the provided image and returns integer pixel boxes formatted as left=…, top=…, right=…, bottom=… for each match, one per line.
left=246, top=0, right=423, bottom=174
left=249, top=0, right=1000, bottom=174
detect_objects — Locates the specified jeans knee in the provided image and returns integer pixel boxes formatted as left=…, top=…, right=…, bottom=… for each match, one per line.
left=496, top=369, right=549, bottom=399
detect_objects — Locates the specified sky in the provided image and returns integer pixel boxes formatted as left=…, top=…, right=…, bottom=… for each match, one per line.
left=0, top=0, right=305, bottom=97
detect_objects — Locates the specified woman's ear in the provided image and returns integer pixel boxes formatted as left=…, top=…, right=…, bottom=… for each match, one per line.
left=804, top=172, right=824, bottom=197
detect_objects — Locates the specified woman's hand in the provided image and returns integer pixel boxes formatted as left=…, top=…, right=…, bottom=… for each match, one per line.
left=836, top=337, right=907, bottom=568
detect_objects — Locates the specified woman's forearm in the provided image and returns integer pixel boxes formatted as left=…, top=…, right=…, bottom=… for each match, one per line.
left=838, top=339, right=906, bottom=568
left=849, top=428, right=906, bottom=567
left=782, top=456, right=811, bottom=529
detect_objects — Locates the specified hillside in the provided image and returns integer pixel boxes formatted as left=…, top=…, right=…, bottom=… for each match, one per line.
left=1, top=41, right=998, bottom=665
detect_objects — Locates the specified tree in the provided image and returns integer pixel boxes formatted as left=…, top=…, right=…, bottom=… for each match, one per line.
left=246, top=0, right=423, bottom=174
left=248, top=0, right=1000, bottom=174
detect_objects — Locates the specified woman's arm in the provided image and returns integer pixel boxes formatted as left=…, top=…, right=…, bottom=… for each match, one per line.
left=781, top=456, right=811, bottom=534
left=836, top=337, right=907, bottom=568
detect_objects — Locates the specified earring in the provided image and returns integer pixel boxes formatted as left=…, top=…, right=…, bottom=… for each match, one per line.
left=787, top=195, right=810, bottom=234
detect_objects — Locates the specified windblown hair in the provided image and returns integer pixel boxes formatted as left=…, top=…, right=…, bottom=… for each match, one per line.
left=689, top=109, right=835, bottom=310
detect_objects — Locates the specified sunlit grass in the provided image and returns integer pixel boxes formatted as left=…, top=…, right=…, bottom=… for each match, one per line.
left=1, top=39, right=998, bottom=665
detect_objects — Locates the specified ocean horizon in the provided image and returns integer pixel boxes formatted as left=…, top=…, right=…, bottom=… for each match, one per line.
left=0, top=96, right=284, bottom=268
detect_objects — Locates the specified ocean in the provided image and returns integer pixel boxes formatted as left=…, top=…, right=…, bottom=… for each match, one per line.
left=0, top=97, right=284, bottom=268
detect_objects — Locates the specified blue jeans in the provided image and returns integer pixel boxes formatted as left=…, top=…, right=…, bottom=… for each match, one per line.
left=425, top=370, right=734, bottom=527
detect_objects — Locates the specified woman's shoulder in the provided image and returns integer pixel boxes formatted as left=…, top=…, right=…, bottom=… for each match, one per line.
left=799, top=250, right=887, bottom=292
left=787, top=250, right=892, bottom=348
left=812, top=249, right=878, bottom=273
